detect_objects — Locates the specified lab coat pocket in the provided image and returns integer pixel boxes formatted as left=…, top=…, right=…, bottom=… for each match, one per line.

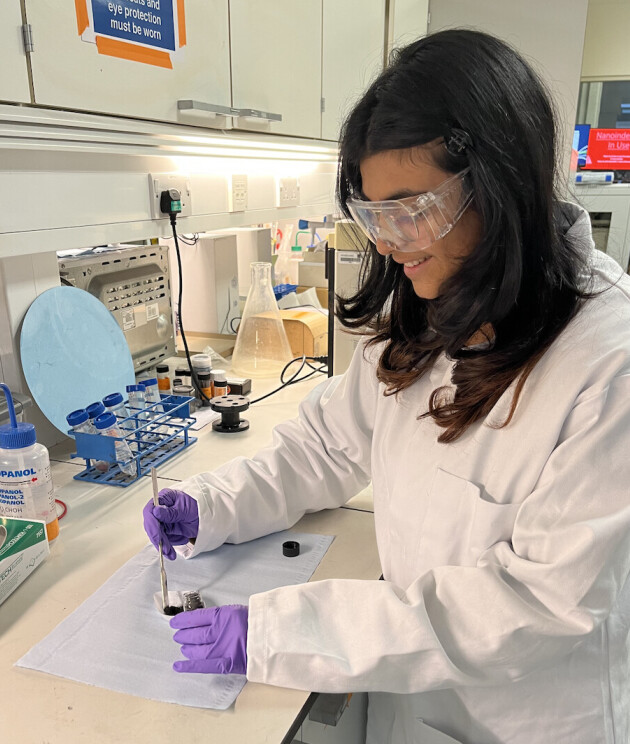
left=413, top=718, right=463, bottom=743
left=415, top=468, right=518, bottom=573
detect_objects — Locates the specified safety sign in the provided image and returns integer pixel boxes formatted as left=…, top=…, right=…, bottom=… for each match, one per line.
left=75, top=0, right=186, bottom=68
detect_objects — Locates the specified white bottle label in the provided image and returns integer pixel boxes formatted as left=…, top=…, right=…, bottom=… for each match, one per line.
left=0, top=464, right=55, bottom=522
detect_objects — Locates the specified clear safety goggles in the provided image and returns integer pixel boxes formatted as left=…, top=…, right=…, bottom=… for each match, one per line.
left=346, top=168, right=472, bottom=252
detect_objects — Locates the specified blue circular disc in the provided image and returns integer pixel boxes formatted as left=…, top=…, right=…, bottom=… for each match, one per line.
left=20, top=286, right=135, bottom=434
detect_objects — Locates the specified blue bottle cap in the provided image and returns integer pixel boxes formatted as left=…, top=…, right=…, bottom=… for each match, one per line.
left=142, top=378, right=158, bottom=387
left=126, top=384, right=145, bottom=393
left=0, top=383, right=37, bottom=449
left=103, top=392, right=123, bottom=408
left=93, top=412, right=117, bottom=430
left=67, top=408, right=89, bottom=427
left=86, top=401, right=105, bottom=419
left=0, top=421, right=36, bottom=449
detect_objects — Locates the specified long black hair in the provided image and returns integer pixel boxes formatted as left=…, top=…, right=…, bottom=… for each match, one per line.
left=336, top=29, right=593, bottom=442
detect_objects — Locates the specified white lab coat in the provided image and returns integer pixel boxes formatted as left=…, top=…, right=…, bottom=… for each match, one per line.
left=178, top=206, right=630, bottom=743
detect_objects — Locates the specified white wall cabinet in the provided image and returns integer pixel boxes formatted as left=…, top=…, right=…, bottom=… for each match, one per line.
left=23, top=0, right=231, bottom=124
left=5, top=1, right=388, bottom=141
left=1, top=1, right=31, bottom=104
left=229, top=0, right=323, bottom=139
left=321, top=0, right=386, bottom=142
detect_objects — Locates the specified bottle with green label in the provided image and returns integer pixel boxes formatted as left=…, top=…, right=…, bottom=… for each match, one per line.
left=0, top=383, right=59, bottom=543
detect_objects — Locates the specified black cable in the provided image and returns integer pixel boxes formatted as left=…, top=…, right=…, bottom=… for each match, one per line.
left=177, top=232, right=199, bottom=245
left=167, top=199, right=326, bottom=407
left=170, top=216, right=212, bottom=404
left=249, top=356, right=328, bottom=405
left=230, top=316, right=241, bottom=334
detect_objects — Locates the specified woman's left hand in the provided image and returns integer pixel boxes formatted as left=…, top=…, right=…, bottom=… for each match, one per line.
left=170, top=604, right=248, bottom=674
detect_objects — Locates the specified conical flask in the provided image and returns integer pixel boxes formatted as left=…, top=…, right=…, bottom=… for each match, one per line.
left=231, top=262, right=293, bottom=378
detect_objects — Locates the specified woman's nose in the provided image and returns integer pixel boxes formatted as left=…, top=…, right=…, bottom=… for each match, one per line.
left=375, top=237, right=396, bottom=256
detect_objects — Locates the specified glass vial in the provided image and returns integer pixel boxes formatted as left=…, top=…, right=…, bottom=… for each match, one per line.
left=93, top=413, right=137, bottom=477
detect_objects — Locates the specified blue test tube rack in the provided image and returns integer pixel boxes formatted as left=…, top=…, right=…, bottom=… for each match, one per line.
left=68, top=395, right=197, bottom=487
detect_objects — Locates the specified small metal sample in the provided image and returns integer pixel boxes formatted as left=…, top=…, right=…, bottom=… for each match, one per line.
left=154, top=589, right=205, bottom=616
left=182, top=590, right=205, bottom=612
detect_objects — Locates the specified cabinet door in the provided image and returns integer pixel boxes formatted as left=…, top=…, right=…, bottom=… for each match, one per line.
left=390, top=0, right=428, bottom=50
left=24, top=0, right=231, bottom=124
left=229, top=0, right=322, bottom=139
left=1, top=1, right=31, bottom=103
left=321, top=0, right=385, bottom=142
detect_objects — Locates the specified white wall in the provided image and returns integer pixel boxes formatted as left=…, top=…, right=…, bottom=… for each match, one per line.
left=428, top=0, right=589, bottom=183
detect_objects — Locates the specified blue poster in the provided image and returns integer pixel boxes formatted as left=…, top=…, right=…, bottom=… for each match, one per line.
left=91, top=0, right=176, bottom=52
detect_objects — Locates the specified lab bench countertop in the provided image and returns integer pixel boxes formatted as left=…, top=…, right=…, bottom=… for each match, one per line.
left=1, top=373, right=378, bottom=744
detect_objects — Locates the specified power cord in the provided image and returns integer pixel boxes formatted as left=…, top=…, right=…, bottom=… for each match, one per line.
left=249, top=356, right=328, bottom=405
left=161, top=189, right=212, bottom=404
left=177, top=232, right=199, bottom=245
left=160, top=189, right=327, bottom=407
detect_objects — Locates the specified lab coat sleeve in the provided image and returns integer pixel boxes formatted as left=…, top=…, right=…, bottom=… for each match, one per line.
left=247, top=371, right=630, bottom=693
left=175, top=340, right=379, bottom=556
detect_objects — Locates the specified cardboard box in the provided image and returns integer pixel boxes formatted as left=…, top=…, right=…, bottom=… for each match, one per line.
left=297, top=285, right=329, bottom=308
left=0, top=517, right=49, bottom=606
left=280, top=309, right=328, bottom=357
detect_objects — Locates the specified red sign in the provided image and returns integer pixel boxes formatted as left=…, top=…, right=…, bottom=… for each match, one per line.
left=584, top=128, right=630, bottom=170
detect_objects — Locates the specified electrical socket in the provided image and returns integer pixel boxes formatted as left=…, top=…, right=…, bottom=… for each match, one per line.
left=148, top=173, right=192, bottom=219
left=229, top=174, right=248, bottom=212
left=277, top=177, right=300, bottom=208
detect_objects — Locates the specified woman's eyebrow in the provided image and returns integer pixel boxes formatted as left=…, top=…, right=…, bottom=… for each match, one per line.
left=360, top=188, right=422, bottom=202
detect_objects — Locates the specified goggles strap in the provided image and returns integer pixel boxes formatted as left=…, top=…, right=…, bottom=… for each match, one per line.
left=444, top=127, right=473, bottom=156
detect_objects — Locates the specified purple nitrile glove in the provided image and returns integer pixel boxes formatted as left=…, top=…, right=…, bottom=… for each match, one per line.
left=170, top=604, right=248, bottom=675
left=142, top=488, right=199, bottom=561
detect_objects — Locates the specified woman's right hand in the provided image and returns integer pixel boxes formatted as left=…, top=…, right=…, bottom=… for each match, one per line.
left=143, top=488, right=199, bottom=560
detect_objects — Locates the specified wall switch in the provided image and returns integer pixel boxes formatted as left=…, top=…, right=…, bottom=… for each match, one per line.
left=277, top=177, right=300, bottom=208
left=148, top=174, right=192, bottom=219
left=229, top=174, right=248, bottom=212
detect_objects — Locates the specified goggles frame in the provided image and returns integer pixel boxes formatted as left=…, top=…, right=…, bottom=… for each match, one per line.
left=346, top=168, right=472, bottom=252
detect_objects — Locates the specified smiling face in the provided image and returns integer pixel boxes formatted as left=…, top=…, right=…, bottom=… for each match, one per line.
left=359, top=145, right=482, bottom=299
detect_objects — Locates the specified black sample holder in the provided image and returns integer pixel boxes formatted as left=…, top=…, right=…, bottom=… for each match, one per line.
left=210, top=395, right=250, bottom=433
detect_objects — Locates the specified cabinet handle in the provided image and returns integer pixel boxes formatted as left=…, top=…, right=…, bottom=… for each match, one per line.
left=177, top=100, right=240, bottom=117
left=236, top=108, right=283, bottom=123
left=177, top=101, right=282, bottom=124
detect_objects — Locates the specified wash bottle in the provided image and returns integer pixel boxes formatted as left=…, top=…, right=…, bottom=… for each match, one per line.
left=0, top=383, right=59, bottom=542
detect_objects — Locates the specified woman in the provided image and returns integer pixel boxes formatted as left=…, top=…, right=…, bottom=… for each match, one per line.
left=144, top=30, right=630, bottom=743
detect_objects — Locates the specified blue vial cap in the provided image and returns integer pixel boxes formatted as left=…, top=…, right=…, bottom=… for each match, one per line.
left=67, top=408, right=89, bottom=427
left=0, top=383, right=36, bottom=449
left=86, top=401, right=105, bottom=419
left=103, top=392, right=123, bottom=407
left=126, top=384, right=145, bottom=392
left=142, top=378, right=158, bottom=387
left=93, top=412, right=117, bottom=430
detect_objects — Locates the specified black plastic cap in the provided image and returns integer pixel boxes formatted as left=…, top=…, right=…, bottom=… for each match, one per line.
left=282, top=540, right=300, bottom=557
